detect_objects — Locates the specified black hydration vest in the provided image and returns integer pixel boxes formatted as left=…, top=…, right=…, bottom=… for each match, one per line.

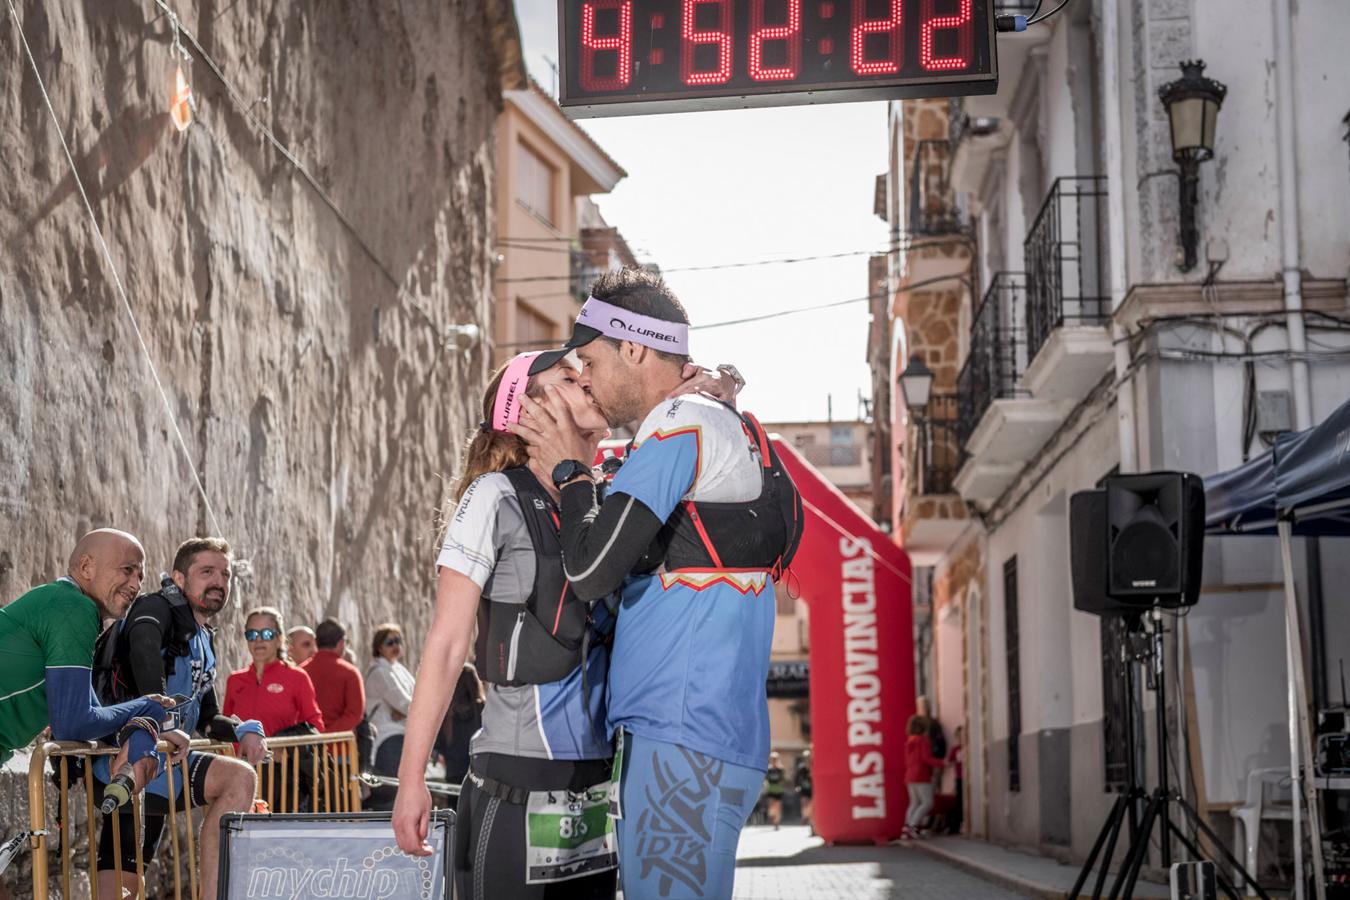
left=475, top=467, right=592, bottom=686
left=637, top=407, right=804, bottom=580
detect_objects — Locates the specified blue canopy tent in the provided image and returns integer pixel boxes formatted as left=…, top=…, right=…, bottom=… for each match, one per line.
left=1204, top=396, right=1350, bottom=900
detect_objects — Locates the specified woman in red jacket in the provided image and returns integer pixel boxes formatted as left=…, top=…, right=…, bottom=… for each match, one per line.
left=223, top=606, right=325, bottom=739
left=902, top=714, right=945, bottom=839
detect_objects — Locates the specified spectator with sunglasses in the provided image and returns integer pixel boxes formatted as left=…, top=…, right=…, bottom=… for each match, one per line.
left=222, top=606, right=324, bottom=741
left=365, top=623, right=416, bottom=788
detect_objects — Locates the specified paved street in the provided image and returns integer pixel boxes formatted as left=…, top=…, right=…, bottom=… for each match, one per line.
left=729, top=827, right=1028, bottom=900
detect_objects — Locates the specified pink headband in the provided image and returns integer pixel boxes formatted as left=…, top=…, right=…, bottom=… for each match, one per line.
left=576, top=296, right=690, bottom=355
left=491, top=352, right=541, bottom=432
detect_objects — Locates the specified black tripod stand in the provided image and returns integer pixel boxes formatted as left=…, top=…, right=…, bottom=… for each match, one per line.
left=1070, top=610, right=1270, bottom=900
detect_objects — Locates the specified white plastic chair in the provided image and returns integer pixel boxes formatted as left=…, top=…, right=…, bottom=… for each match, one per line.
left=1228, top=767, right=1294, bottom=892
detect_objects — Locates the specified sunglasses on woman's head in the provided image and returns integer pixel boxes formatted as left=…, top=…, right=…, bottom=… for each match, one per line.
left=383, top=637, right=402, bottom=647
left=244, top=628, right=278, bottom=642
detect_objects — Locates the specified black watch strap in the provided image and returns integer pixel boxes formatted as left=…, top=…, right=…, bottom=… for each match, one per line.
left=551, top=459, right=591, bottom=489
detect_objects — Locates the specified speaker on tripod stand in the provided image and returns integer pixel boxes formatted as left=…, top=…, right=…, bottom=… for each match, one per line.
left=1071, top=472, right=1205, bottom=616
left=1069, top=472, right=1269, bottom=900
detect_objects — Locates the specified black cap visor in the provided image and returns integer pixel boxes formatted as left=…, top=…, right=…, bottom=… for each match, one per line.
left=562, top=323, right=605, bottom=351
left=526, top=347, right=573, bottom=375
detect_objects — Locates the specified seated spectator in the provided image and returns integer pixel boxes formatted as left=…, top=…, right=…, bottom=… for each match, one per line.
left=301, top=619, right=366, bottom=738
left=434, top=663, right=484, bottom=786
left=365, top=623, right=415, bottom=796
left=286, top=625, right=317, bottom=665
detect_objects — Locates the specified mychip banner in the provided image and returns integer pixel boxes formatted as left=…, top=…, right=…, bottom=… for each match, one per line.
left=219, top=811, right=452, bottom=900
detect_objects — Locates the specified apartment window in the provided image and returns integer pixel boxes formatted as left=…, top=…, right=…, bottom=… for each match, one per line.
left=514, top=300, right=555, bottom=348
left=514, top=140, right=555, bottom=226
left=1004, top=555, right=1022, bottom=793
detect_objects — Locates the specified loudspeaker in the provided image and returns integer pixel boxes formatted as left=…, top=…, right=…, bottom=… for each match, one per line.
left=1071, top=489, right=1137, bottom=616
left=1106, top=472, right=1205, bottom=608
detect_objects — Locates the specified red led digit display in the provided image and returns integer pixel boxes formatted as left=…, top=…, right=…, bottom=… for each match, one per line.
left=560, top=0, right=998, bottom=117
left=682, top=0, right=734, bottom=85
left=851, top=0, right=902, bottom=76
left=579, top=0, right=633, bottom=91
left=749, top=0, right=801, bottom=82
left=921, top=0, right=972, bottom=70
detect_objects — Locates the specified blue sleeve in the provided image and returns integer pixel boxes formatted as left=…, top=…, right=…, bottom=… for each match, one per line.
left=610, top=427, right=701, bottom=522
left=46, top=668, right=166, bottom=742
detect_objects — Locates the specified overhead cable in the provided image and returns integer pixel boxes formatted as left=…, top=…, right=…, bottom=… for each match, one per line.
left=6, top=0, right=224, bottom=535
left=495, top=236, right=975, bottom=284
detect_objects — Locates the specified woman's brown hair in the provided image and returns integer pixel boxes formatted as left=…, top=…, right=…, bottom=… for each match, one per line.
left=450, top=663, right=486, bottom=717
left=449, top=360, right=546, bottom=503
left=906, top=714, right=930, bottom=736
left=371, top=622, right=403, bottom=659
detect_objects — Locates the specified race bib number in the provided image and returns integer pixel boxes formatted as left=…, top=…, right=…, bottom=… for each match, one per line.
left=608, top=727, right=625, bottom=820
left=525, top=784, right=617, bottom=884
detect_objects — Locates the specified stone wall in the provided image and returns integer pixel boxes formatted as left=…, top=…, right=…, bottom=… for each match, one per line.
left=0, top=1, right=519, bottom=895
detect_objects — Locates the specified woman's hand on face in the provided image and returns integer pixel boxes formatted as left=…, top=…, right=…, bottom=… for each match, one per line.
left=392, top=781, right=435, bottom=856
left=510, top=387, right=603, bottom=474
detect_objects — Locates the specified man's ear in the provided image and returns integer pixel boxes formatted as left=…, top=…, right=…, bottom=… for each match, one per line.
left=171, top=570, right=187, bottom=592
left=73, top=554, right=93, bottom=583
left=620, top=340, right=647, bottom=365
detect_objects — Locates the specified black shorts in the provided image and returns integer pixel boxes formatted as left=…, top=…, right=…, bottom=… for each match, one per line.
left=455, top=753, right=616, bottom=900
left=95, top=752, right=216, bottom=873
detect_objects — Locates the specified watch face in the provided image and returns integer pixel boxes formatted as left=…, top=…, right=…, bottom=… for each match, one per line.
left=552, top=460, right=583, bottom=485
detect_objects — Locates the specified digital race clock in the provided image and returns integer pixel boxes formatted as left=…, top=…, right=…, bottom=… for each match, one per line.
left=558, top=0, right=999, bottom=117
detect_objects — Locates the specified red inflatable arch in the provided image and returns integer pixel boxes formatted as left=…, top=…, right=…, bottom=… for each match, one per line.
left=597, top=436, right=914, bottom=845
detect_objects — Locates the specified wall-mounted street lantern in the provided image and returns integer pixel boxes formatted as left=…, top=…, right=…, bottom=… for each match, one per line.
left=1158, top=60, right=1227, bottom=271
left=898, top=354, right=935, bottom=416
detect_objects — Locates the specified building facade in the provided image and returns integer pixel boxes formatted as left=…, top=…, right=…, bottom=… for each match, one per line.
left=493, top=82, right=627, bottom=363
left=765, top=419, right=875, bottom=515
left=0, top=1, right=525, bottom=895
left=879, top=0, right=1350, bottom=871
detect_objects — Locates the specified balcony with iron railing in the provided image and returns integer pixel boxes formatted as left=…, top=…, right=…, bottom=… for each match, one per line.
left=956, top=273, right=1028, bottom=450
left=1021, top=176, right=1115, bottom=404
left=913, top=393, right=962, bottom=497
left=952, top=273, right=1063, bottom=505
left=909, top=140, right=964, bottom=236
left=901, top=393, right=969, bottom=562
left=900, top=137, right=973, bottom=290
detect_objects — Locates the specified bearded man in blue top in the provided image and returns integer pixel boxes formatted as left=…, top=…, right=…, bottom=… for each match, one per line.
left=511, top=267, right=773, bottom=900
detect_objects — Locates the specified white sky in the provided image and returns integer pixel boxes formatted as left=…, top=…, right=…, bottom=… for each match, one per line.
left=515, top=7, right=890, bottom=423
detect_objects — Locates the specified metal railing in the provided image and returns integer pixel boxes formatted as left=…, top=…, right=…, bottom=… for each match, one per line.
left=908, top=140, right=964, bottom=235
left=1023, top=176, right=1109, bottom=365
left=956, top=273, right=1028, bottom=449
left=28, top=731, right=361, bottom=900
left=913, top=394, right=962, bottom=495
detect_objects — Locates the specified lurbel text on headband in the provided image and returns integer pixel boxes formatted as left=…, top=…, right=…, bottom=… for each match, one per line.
left=576, top=296, right=690, bottom=356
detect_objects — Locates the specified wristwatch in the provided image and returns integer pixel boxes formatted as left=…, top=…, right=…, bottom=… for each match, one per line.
left=551, top=459, right=592, bottom=490
left=717, top=363, right=746, bottom=393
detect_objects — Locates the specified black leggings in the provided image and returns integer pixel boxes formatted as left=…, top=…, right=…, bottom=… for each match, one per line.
left=454, top=754, right=616, bottom=900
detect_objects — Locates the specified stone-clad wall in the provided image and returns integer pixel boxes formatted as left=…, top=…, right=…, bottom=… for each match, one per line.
left=0, top=2, right=518, bottom=895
